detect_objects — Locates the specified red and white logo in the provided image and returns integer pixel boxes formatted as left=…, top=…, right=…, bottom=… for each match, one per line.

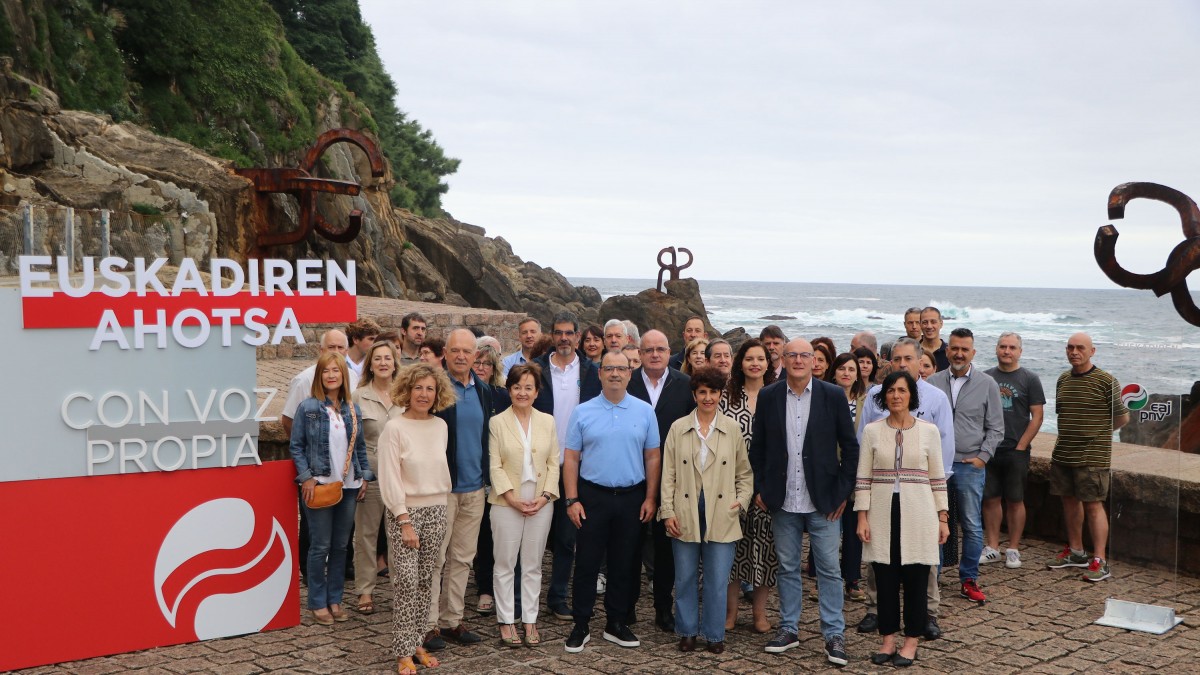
left=155, top=498, right=292, bottom=640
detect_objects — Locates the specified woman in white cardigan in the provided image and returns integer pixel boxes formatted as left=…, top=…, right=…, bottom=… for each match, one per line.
left=488, top=363, right=560, bottom=648
left=855, top=370, right=948, bottom=667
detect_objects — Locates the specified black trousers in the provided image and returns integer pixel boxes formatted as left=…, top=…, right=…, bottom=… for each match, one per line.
left=572, top=480, right=646, bottom=625
left=872, top=494, right=929, bottom=638
left=626, top=520, right=675, bottom=614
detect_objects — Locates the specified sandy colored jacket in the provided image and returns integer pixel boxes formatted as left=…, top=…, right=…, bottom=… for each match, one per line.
left=659, top=412, right=753, bottom=543
left=487, top=407, right=560, bottom=506
left=854, top=418, right=947, bottom=566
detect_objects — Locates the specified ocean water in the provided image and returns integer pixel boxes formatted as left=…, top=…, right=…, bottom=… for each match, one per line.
left=571, top=278, right=1200, bottom=433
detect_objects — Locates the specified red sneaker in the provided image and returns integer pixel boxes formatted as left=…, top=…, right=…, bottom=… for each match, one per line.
left=960, top=578, right=987, bottom=603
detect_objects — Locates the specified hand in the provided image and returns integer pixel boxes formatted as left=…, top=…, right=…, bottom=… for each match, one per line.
left=664, top=517, right=681, bottom=538
left=938, top=520, right=949, bottom=545
left=969, top=457, right=986, bottom=469
left=300, top=478, right=317, bottom=504
left=828, top=499, right=847, bottom=521
left=400, top=520, right=419, bottom=549
left=857, top=519, right=870, bottom=543
left=639, top=498, right=656, bottom=523
left=520, top=498, right=544, bottom=517
left=753, top=494, right=767, bottom=512
left=568, top=501, right=586, bottom=528
left=356, top=481, right=368, bottom=502
left=503, top=490, right=523, bottom=511
left=729, top=500, right=742, bottom=511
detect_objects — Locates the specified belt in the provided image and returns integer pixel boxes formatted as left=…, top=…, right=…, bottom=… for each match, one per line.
left=580, top=478, right=646, bottom=495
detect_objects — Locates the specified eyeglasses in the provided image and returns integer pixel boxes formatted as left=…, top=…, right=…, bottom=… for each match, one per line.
left=552, top=329, right=576, bottom=337
left=601, top=365, right=631, bottom=373
left=641, top=346, right=669, bottom=354
left=783, top=351, right=814, bottom=361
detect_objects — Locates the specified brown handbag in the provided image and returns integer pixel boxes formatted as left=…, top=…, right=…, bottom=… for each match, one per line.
left=305, top=405, right=358, bottom=509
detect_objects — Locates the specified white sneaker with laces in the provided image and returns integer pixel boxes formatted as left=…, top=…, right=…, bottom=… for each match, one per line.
left=1005, top=548, right=1022, bottom=568
left=979, top=546, right=1002, bottom=565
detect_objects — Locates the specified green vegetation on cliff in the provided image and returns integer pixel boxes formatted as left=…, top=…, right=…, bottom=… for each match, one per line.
left=0, top=0, right=456, bottom=216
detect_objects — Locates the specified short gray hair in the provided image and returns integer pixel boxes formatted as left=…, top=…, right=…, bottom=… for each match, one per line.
left=892, top=337, right=922, bottom=358
left=622, top=320, right=641, bottom=346
left=998, top=331, right=1023, bottom=348
left=853, top=330, right=878, bottom=353
left=603, top=319, right=627, bottom=336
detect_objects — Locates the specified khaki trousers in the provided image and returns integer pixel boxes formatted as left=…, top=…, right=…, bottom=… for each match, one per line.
left=352, top=477, right=385, bottom=597
left=428, top=488, right=486, bottom=629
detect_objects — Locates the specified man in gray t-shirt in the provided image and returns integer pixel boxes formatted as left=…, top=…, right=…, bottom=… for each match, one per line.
left=981, top=332, right=1045, bottom=569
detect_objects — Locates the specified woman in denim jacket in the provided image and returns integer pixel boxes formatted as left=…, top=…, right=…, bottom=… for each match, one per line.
left=290, top=352, right=375, bottom=625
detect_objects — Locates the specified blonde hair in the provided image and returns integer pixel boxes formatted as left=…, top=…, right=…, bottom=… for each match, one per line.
left=359, top=341, right=399, bottom=388
left=392, top=363, right=457, bottom=413
left=681, top=338, right=710, bottom=376
left=310, top=353, right=352, bottom=402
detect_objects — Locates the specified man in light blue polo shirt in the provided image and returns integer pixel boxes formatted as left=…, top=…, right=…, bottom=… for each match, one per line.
left=562, top=349, right=660, bottom=654
left=501, top=317, right=542, bottom=377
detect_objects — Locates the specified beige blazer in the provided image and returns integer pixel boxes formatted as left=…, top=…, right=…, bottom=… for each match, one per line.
left=659, top=412, right=753, bottom=543
left=487, top=407, right=560, bottom=506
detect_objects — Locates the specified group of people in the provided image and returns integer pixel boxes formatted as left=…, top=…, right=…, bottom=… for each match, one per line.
left=282, top=306, right=1129, bottom=671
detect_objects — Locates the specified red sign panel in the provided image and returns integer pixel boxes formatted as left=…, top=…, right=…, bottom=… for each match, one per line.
left=22, top=291, right=357, bottom=329
left=0, top=461, right=299, bottom=671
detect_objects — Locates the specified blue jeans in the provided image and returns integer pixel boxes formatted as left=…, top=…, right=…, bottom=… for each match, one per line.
left=950, top=462, right=985, bottom=582
left=772, top=509, right=845, bottom=637
left=301, top=487, right=359, bottom=609
left=672, top=539, right=735, bottom=642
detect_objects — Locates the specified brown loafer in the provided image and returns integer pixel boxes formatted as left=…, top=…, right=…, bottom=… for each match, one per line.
left=706, top=641, right=725, bottom=654
left=678, top=636, right=696, bottom=652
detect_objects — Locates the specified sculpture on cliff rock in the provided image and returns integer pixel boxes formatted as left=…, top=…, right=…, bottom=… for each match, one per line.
left=657, top=246, right=693, bottom=292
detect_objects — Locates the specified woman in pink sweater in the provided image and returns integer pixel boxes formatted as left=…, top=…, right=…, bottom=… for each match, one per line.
left=379, top=363, right=457, bottom=675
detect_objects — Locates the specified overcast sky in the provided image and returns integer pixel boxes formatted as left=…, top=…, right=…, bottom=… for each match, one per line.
left=360, top=1, right=1200, bottom=289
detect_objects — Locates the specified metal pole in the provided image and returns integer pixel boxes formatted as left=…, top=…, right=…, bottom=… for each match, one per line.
left=100, top=209, right=111, bottom=258
left=64, top=207, right=75, bottom=271
left=22, top=203, right=33, bottom=255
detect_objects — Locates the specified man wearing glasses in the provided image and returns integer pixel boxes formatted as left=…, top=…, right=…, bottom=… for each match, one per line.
left=562, top=349, right=661, bottom=653
left=749, top=338, right=859, bottom=666
left=533, top=311, right=602, bottom=620
left=627, top=329, right=697, bottom=632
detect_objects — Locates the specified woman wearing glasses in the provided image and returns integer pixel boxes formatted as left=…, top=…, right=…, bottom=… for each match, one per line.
left=854, top=371, right=948, bottom=667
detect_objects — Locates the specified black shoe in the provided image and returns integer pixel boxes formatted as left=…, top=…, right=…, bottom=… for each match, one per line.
left=550, top=603, right=573, bottom=621
left=655, top=608, right=675, bottom=632
left=678, top=636, right=696, bottom=652
left=924, top=616, right=941, bottom=640
left=603, top=622, right=640, bottom=648
left=564, top=624, right=590, bottom=653
left=625, top=609, right=638, bottom=625
left=422, top=629, right=446, bottom=652
left=893, top=649, right=918, bottom=667
left=824, top=634, right=848, bottom=666
left=871, top=651, right=896, bottom=665
left=856, top=612, right=878, bottom=634
left=764, top=628, right=799, bottom=653
left=442, top=624, right=482, bottom=645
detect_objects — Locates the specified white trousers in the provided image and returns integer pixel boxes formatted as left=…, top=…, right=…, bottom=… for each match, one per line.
left=491, top=482, right=553, bottom=624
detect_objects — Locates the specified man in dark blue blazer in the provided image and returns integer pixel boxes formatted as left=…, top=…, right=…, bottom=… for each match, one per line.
left=533, top=311, right=603, bottom=619
left=749, top=337, right=858, bottom=666
left=626, top=329, right=696, bottom=632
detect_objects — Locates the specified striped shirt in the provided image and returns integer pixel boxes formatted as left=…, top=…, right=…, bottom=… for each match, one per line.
left=1052, top=366, right=1128, bottom=467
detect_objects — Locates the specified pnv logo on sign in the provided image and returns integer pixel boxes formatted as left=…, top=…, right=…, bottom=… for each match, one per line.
left=0, top=256, right=351, bottom=670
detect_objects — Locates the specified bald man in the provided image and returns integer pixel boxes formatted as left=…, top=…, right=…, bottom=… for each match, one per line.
left=1045, top=332, right=1129, bottom=582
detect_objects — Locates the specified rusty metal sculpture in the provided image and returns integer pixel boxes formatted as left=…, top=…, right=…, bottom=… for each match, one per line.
left=657, top=246, right=694, bottom=292
left=1095, top=182, right=1200, bottom=327
left=236, top=128, right=387, bottom=257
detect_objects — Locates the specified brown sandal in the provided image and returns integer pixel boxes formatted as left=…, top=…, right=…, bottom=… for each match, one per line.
left=356, top=596, right=375, bottom=614
left=523, top=624, right=541, bottom=646
left=414, top=648, right=439, bottom=668
left=397, top=656, right=417, bottom=675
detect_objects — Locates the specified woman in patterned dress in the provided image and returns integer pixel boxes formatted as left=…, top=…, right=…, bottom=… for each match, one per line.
left=721, top=338, right=778, bottom=633
left=832, top=352, right=868, bottom=601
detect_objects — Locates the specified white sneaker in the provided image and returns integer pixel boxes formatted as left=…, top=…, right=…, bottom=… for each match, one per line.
left=596, top=573, right=607, bottom=594
left=979, top=546, right=1002, bottom=565
left=1005, top=548, right=1022, bottom=568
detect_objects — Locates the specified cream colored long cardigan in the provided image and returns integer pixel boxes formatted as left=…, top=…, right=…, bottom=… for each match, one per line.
left=853, top=418, right=947, bottom=566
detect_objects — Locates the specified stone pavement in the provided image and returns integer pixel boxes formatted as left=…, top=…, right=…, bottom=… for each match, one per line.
left=18, top=537, right=1200, bottom=674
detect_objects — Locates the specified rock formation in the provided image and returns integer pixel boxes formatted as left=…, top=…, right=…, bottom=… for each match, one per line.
left=598, top=278, right=718, bottom=351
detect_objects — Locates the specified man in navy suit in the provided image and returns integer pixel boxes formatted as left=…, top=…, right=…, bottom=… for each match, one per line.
left=626, top=329, right=696, bottom=632
left=749, top=338, right=858, bottom=666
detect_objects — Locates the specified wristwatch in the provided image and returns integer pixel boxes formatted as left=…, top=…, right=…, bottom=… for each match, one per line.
left=564, top=497, right=580, bottom=507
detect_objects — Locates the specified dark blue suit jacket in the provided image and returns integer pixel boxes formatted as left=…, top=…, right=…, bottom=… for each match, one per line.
left=627, top=366, right=696, bottom=448
left=749, top=377, right=859, bottom=515
left=531, top=353, right=602, bottom=416
left=435, top=371, right=495, bottom=490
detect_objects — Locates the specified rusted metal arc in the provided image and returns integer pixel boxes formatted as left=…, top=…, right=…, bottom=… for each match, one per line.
left=1094, top=225, right=1163, bottom=292
left=302, top=128, right=387, bottom=178
left=1107, top=182, right=1200, bottom=237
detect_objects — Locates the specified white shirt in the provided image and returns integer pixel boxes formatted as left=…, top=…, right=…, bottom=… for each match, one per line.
left=518, top=415, right=537, bottom=483
left=694, top=412, right=714, bottom=470
left=641, top=369, right=667, bottom=409
left=320, top=405, right=361, bottom=489
left=783, top=378, right=816, bottom=514
left=550, top=353, right=581, bottom=464
left=347, top=355, right=366, bottom=385
left=949, top=365, right=972, bottom=408
left=282, top=360, right=358, bottom=420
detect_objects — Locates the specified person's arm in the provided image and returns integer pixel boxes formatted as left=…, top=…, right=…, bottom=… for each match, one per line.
left=488, top=418, right=520, bottom=510
left=977, top=380, right=1005, bottom=464
left=289, top=400, right=313, bottom=485
left=564, top=448, right=584, bottom=527
left=642, top=446, right=661, bottom=524
left=925, top=424, right=950, bottom=544
left=831, top=392, right=860, bottom=520
left=543, top=417, right=561, bottom=500
left=659, top=425, right=679, bottom=536
left=351, top=404, right=374, bottom=483
left=282, top=415, right=293, bottom=438
left=1017, top=405, right=1044, bottom=450
left=749, top=394, right=768, bottom=507
left=732, top=431, right=753, bottom=512
left=930, top=388, right=956, bottom=478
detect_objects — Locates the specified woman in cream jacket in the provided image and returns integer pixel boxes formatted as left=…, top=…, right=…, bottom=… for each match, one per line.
left=660, top=367, right=753, bottom=654
left=488, top=364, right=560, bottom=647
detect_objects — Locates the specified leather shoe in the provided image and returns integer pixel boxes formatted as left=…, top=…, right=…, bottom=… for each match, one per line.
left=870, top=651, right=896, bottom=665
left=893, top=649, right=918, bottom=667
left=655, top=608, right=675, bottom=632
left=924, top=616, right=941, bottom=640
left=678, top=636, right=696, bottom=652
left=422, top=629, right=446, bottom=652
left=706, top=641, right=725, bottom=654
left=856, top=612, right=878, bottom=634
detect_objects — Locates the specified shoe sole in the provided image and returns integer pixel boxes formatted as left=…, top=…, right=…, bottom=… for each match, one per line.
left=1006, top=561, right=1023, bottom=568
left=564, top=634, right=590, bottom=653
left=959, top=594, right=987, bottom=604
left=1047, top=560, right=1089, bottom=569
left=553, top=613, right=574, bottom=621
left=1084, top=572, right=1111, bottom=582
left=603, top=631, right=640, bottom=648
left=826, top=652, right=849, bottom=666
left=764, top=641, right=799, bottom=654
left=979, top=556, right=1002, bottom=564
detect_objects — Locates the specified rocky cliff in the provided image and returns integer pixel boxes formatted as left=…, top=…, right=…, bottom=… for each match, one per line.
left=0, top=62, right=602, bottom=327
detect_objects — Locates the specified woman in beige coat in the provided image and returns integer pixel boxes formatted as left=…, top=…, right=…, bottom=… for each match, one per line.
left=855, top=370, right=949, bottom=667
left=488, top=364, right=559, bottom=647
left=660, top=367, right=753, bottom=654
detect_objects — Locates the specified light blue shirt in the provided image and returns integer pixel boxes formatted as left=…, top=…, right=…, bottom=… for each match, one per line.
left=783, top=379, right=816, bottom=514
left=452, top=375, right=484, bottom=493
left=501, top=351, right=528, bottom=378
left=859, top=377, right=956, bottom=479
left=566, top=393, right=659, bottom=488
